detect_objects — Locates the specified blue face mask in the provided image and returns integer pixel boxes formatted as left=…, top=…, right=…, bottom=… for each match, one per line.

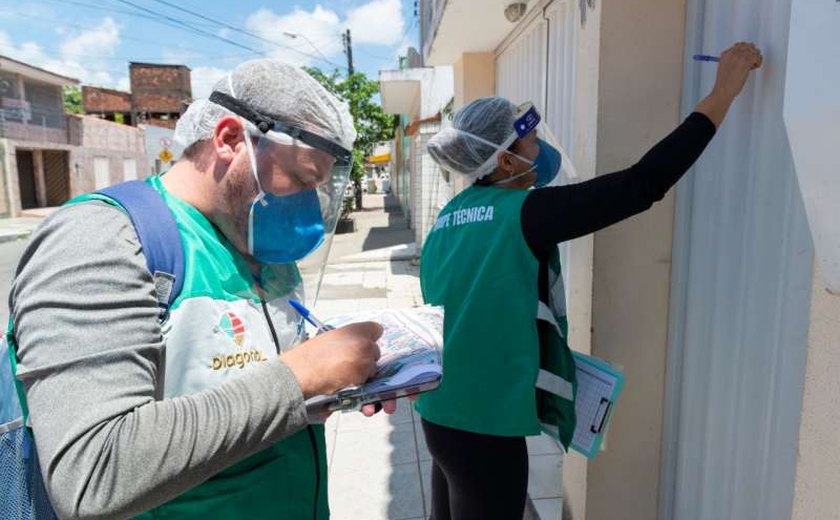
left=248, top=189, right=325, bottom=264
left=532, top=139, right=562, bottom=188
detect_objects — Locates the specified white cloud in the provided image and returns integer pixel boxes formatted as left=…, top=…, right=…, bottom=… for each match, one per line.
left=161, top=47, right=201, bottom=66
left=191, top=66, right=229, bottom=99
left=244, top=0, right=406, bottom=68
left=346, top=0, right=405, bottom=46
left=59, top=18, right=120, bottom=58
left=246, top=6, right=343, bottom=67
left=0, top=18, right=123, bottom=89
left=116, top=76, right=131, bottom=92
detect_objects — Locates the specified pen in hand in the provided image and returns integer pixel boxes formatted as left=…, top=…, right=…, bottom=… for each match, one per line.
left=693, top=54, right=720, bottom=63
left=289, top=299, right=335, bottom=334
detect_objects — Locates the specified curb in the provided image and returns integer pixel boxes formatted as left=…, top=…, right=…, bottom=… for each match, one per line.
left=0, top=231, right=30, bottom=244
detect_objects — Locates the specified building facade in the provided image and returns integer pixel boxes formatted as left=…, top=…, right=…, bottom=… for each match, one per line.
left=0, top=56, right=148, bottom=217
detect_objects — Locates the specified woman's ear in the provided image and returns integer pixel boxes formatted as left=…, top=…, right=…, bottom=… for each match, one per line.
left=213, top=116, right=246, bottom=164
left=497, top=151, right=515, bottom=173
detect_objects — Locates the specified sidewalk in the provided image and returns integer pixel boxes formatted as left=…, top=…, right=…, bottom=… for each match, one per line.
left=0, top=216, right=47, bottom=244
left=316, top=194, right=564, bottom=520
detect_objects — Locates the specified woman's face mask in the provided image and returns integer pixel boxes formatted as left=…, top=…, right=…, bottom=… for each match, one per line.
left=495, top=138, right=562, bottom=188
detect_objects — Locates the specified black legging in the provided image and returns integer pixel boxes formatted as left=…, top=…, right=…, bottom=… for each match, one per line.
left=422, top=419, right=528, bottom=520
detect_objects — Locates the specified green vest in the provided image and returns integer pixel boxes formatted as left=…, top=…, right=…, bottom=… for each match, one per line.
left=416, top=185, right=577, bottom=447
left=65, top=176, right=328, bottom=519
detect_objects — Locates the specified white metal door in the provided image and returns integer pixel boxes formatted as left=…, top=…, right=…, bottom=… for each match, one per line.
left=661, top=0, right=813, bottom=519
left=123, top=158, right=137, bottom=181
left=495, top=15, right=547, bottom=114
left=93, top=157, right=110, bottom=190
left=496, top=2, right=578, bottom=297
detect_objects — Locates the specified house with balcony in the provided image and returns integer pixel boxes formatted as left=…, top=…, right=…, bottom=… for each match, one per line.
left=413, top=1, right=840, bottom=519
left=379, top=50, right=454, bottom=251
left=0, top=55, right=148, bottom=217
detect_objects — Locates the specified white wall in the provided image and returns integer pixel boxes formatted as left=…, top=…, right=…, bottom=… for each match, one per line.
left=783, top=0, right=840, bottom=294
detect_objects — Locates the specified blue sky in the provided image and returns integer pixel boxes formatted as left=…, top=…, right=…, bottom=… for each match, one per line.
left=0, top=0, right=419, bottom=97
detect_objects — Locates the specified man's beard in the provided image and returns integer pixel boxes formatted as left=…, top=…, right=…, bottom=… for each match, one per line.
left=217, top=158, right=259, bottom=253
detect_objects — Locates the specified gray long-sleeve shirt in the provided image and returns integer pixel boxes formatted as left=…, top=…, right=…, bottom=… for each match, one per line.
left=10, top=201, right=309, bottom=520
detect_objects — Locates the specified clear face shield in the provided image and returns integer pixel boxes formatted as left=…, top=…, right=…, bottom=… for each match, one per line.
left=208, top=89, right=353, bottom=306
left=474, top=102, right=579, bottom=187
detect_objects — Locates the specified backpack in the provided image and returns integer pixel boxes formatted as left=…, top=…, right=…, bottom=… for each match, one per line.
left=0, top=179, right=185, bottom=519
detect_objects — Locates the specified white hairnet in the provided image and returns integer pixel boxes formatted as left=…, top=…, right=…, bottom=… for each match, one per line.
left=174, top=59, right=356, bottom=151
left=426, top=96, right=518, bottom=181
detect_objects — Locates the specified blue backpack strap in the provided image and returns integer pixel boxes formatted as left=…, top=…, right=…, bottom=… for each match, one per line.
left=96, top=180, right=185, bottom=320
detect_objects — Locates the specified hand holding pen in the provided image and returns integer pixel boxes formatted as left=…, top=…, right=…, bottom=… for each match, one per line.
left=289, top=300, right=398, bottom=417
left=289, top=299, right=335, bottom=334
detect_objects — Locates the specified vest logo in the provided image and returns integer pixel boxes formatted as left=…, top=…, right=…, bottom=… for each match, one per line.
left=217, top=311, right=246, bottom=346
left=210, top=310, right=269, bottom=371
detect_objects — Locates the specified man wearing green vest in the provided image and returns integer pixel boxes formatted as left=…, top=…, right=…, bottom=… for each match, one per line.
left=416, top=42, right=763, bottom=519
left=9, top=59, right=395, bottom=519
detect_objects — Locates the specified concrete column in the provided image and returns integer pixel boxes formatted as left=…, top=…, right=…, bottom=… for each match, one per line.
left=791, top=264, right=840, bottom=520
left=453, top=52, right=495, bottom=110
left=450, top=52, right=494, bottom=197
left=0, top=139, right=10, bottom=216
left=585, top=0, right=688, bottom=519
left=32, top=149, right=46, bottom=208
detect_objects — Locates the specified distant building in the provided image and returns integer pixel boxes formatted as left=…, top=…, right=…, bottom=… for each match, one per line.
left=83, top=62, right=192, bottom=130
left=0, top=55, right=147, bottom=216
left=82, top=86, right=133, bottom=125
left=129, top=62, right=191, bottom=129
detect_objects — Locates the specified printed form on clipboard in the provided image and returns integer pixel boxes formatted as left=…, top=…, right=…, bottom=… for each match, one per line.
left=570, top=352, right=625, bottom=459
left=305, top=306, right=444, bottom=421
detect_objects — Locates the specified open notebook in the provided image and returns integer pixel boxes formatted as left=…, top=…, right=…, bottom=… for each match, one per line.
left=305, top=306, right=444, bottom=420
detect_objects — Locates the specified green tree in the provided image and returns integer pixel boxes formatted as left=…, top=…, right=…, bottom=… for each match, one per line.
left=305, top=67, right=395, bottom=210
left=63, top=85, right=84, bottom=114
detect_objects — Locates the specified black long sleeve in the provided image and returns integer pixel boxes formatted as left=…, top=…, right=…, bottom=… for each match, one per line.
left=521, top=112, right=717, bottom=259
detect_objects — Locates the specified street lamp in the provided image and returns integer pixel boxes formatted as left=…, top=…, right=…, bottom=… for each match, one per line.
left=282, top=31, right=330, bottom=63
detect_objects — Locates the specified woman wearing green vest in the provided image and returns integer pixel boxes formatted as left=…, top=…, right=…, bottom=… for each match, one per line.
left=416, top=42, right=763, bottom=519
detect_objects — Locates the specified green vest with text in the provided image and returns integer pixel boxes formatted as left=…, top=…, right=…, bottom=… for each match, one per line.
left=416, top=185, right=577, bottom=447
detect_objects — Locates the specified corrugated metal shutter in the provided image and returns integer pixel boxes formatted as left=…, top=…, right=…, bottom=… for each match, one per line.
left=496, top=17, right=547, bottom=114
left=43, top=150, right=69, bottom=206
left=497, top=2, right=578, bottom=297
left=661, top=0, right=813, bottom=519
left=545, top=0, right=577, bottom=165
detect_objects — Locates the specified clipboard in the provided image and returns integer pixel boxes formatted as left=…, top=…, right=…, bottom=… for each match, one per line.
left=570, top=352, right=625, bottom=459
left=304, top=306, right=444, bottom=422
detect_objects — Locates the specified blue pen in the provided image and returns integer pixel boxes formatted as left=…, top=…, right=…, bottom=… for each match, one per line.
left=289, top=299, right=335, bottom=333
left=693, top=54, right=720, bottom=63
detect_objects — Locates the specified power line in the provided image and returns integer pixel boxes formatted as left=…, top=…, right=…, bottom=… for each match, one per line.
left=140, top=0, right=346, bottom=71
left=111, top=0, right=265, bottom=55
left=41, top=0, right=219, bottom=29
left=0, top=42, right=256, bottom=64
left=0, top=8, right=255, bottom=58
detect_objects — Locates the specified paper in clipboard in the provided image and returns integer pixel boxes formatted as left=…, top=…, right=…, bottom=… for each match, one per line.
left=570, top=352, right=625, bottom=459
left=304, top=306, right=444, bottom=421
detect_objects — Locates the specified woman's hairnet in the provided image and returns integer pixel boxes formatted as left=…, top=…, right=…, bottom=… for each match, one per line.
left=426, top=96, right=518, bottom=181
left=174, top=59, right=356, bottom=152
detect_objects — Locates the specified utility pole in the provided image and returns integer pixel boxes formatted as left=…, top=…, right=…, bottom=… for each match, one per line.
left=343, top=28, right=363, bottom=209
left=342, top=29, right=355, bottom=76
